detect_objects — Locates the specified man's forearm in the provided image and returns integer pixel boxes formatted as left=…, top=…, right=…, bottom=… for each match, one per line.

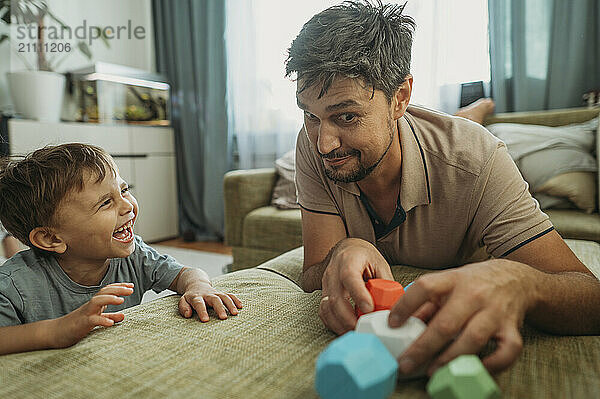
left=0, top=319, right=57, bottom=355
left=301, top=240, right=346, bottom=292
left=528, top=270, right=600, bottom=334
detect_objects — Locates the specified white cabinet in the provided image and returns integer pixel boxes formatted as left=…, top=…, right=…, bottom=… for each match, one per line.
left=8, top=120, right=179, bottom=242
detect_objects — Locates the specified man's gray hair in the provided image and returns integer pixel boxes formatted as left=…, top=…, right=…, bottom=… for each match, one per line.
left=285, top=0, right=416, bottom=101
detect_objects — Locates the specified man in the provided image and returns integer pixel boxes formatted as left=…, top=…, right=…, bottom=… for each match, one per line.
left=285, top=0, right=600, bottom=377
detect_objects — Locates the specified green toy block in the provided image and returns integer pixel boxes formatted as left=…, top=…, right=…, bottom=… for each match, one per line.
left=426, top=355, right=501, bottom=399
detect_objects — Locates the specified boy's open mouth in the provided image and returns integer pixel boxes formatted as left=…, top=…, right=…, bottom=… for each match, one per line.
left=112, top=220, right=134, bottom=243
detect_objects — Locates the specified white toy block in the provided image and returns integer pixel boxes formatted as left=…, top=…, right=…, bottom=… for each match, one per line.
left=355, top=310, right=426, bottom=359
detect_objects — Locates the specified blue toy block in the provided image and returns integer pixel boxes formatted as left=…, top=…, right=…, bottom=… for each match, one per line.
left=315, top=331, right=398, bottom=399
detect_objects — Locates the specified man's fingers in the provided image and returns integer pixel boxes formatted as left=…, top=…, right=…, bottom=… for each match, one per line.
left=319, top=297, right=347, bottom=335
left=482, top=325, right=523, bottom=373
left=389, top=274, right=454, bottom=327
left=217, top=294, right=239, bottom=316
left=102, top=312, right=125, bottom=323
left=178, top=295, right=194, bottom=319
left=344, top=271, right=375, bottom=314
left=413, top=301, right=439, bottom=323
left=427, top=311, right=498, bottom=375
left=396, top=290, right=480, bottom=375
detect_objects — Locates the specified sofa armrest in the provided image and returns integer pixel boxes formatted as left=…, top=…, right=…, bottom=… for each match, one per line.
left=224, top=168, right=278, bottom=247
left=483, top=107, right=600, bottom=127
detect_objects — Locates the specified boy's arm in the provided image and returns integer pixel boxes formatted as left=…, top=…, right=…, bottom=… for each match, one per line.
left=0, top=283, right=133, bottom=355
left=168, top=267, right=242, bottom=322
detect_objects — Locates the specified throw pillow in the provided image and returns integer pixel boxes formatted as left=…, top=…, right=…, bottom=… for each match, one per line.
left=271, top=150, right=299, bottom=209
left=536, top=172, right=597, bottom=214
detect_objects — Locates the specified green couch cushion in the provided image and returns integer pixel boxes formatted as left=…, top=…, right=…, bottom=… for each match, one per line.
left=546, top=210, right=600, bottom=242
left=2, top=255, right=600, bottom=398
left=243, top=206, right=302, bottom=252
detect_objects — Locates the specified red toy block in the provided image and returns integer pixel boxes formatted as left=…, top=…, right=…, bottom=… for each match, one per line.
left=356, top=278, right=405, bottom=317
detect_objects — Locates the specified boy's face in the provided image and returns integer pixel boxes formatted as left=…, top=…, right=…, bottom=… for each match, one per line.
left=52, top=166, right=139, bottom=261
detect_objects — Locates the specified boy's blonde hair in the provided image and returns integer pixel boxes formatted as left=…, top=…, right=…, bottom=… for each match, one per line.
left=0, top=143, right=115, bottom=247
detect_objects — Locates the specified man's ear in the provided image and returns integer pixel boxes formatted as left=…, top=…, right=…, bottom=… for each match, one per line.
left=392, top=74, right=413, bottom=120
left=29, top=227, right=67, bottom=254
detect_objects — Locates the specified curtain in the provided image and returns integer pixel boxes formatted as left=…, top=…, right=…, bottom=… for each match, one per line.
left=152, top=0, right=229, bottom=240
left=489, top=0, right=600, bottom=113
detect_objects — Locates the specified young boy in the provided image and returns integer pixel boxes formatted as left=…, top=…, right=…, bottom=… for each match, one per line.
left=0, top=143, right=242, bottom=355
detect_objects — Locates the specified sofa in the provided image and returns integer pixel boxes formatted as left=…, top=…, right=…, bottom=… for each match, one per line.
left=2, top=240, right=599, bottom=398
left=224, top=107, right=600, bottom=270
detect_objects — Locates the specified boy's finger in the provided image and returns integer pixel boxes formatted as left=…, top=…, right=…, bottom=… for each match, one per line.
left=205, top=295, right=228, bottom=320
left=89, top=294, right=125, bottom=313
left=102, top=312, right=125, bottom=323
left=98, top=286, right=134, bottom=297
left=217, top=293, right=239, bottom=316
left=89, top=315, right=115, bottom=328
left=228, top=293, right=243, bottom=309
left=188, top=296, right=210, bottom=322
left=178, top=296, right=193, bottom=319
left=105, top=282, right=134, bottom=288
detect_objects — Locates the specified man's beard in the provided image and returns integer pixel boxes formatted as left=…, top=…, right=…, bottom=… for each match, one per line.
left=323, top=119, right=395, bottom=183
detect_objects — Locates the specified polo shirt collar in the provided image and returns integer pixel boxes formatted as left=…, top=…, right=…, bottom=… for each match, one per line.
left=333, top=114, right=431, bottom=212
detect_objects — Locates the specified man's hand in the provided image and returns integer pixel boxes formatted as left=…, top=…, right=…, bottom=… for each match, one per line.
left=50, top=282, right=134, bottom=348
left=319, top=238, right=394, bottom=334
left=389, top=259, right=540, bottom=376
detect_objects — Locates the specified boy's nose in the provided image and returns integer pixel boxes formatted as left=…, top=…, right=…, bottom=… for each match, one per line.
left=119, top=196, right=135, bottom=215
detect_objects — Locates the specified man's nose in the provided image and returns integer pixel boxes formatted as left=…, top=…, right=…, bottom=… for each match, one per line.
left=317, top=122, right=341, bottom=156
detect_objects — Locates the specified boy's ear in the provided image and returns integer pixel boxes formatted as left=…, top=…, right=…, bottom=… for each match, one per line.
left=391, top=74, right=413, bottom=120
left=29, top=227, right=67, bottom=254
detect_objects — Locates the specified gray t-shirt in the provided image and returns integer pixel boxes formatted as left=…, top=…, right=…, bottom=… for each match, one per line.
left=0, top=235, right=183, bottom=326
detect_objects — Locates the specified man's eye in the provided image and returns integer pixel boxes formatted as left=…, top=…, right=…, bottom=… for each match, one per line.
left=339, top=113, right=356, bottom=123
left=304, top=111, right=318, bottom=121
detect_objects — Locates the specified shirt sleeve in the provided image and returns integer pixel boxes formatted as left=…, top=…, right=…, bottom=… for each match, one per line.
left=468, top=143, right=554, bottom=258
left=294, top=128, right=340, bottom=215
left=131, top=236, right=185, bottom=294
left=0, top=274, right=24, bottom=326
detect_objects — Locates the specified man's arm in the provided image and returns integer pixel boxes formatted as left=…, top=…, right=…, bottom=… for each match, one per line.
left=300, top=208, right=347, bottom=292
left=301, top=208, right=395, bottom=333
left=168, top=267, right=242, bottom=321
left=389, top=230, right=600, bottom=376
left=505, top=229, right=600, bottom=334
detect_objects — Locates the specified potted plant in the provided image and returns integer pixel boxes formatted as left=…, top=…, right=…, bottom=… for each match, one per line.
left=0, top=0, right=104, bottom=122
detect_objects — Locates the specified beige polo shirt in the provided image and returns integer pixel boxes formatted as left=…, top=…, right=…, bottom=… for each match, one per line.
left=295, top=105, right=554, bottom=269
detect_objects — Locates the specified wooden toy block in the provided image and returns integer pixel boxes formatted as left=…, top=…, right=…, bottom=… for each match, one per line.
left=315, top=331, right=398, bottom=399
left=426, top=355, right=501, bottom=399
left=355, top=278, right=405, bottom=316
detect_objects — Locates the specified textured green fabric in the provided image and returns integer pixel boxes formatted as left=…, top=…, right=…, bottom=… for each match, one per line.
left=546, top=210, right=600, bottom=243
left=223, top=168, right=277, bottom=247
left=2, top=242, right=600, bottom=398
left=231, top=246, right=284, bottom=271
left=243, top=207, right=303, bottom=252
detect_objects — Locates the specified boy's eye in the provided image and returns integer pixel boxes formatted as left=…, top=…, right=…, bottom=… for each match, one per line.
left=121, top=186, right=129, bottom=195
left=100, top=199, right=112, bottom=208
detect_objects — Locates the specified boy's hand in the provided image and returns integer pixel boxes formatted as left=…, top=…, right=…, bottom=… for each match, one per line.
left=178, top=280, right=242, bottom=322
left=50, top=282, right=134, bottom=348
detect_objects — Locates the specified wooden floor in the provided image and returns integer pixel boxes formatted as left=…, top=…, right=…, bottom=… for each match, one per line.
left=154, top=237, right=232, bottom=255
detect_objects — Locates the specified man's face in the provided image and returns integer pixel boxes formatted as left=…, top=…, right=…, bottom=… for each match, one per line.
left=52, top=166, right=139, bottom=262
left=296, top=77, right=396, bottom=183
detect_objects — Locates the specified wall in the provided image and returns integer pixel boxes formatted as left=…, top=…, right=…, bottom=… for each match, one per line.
left=0, top=0, right=156, bottom=111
